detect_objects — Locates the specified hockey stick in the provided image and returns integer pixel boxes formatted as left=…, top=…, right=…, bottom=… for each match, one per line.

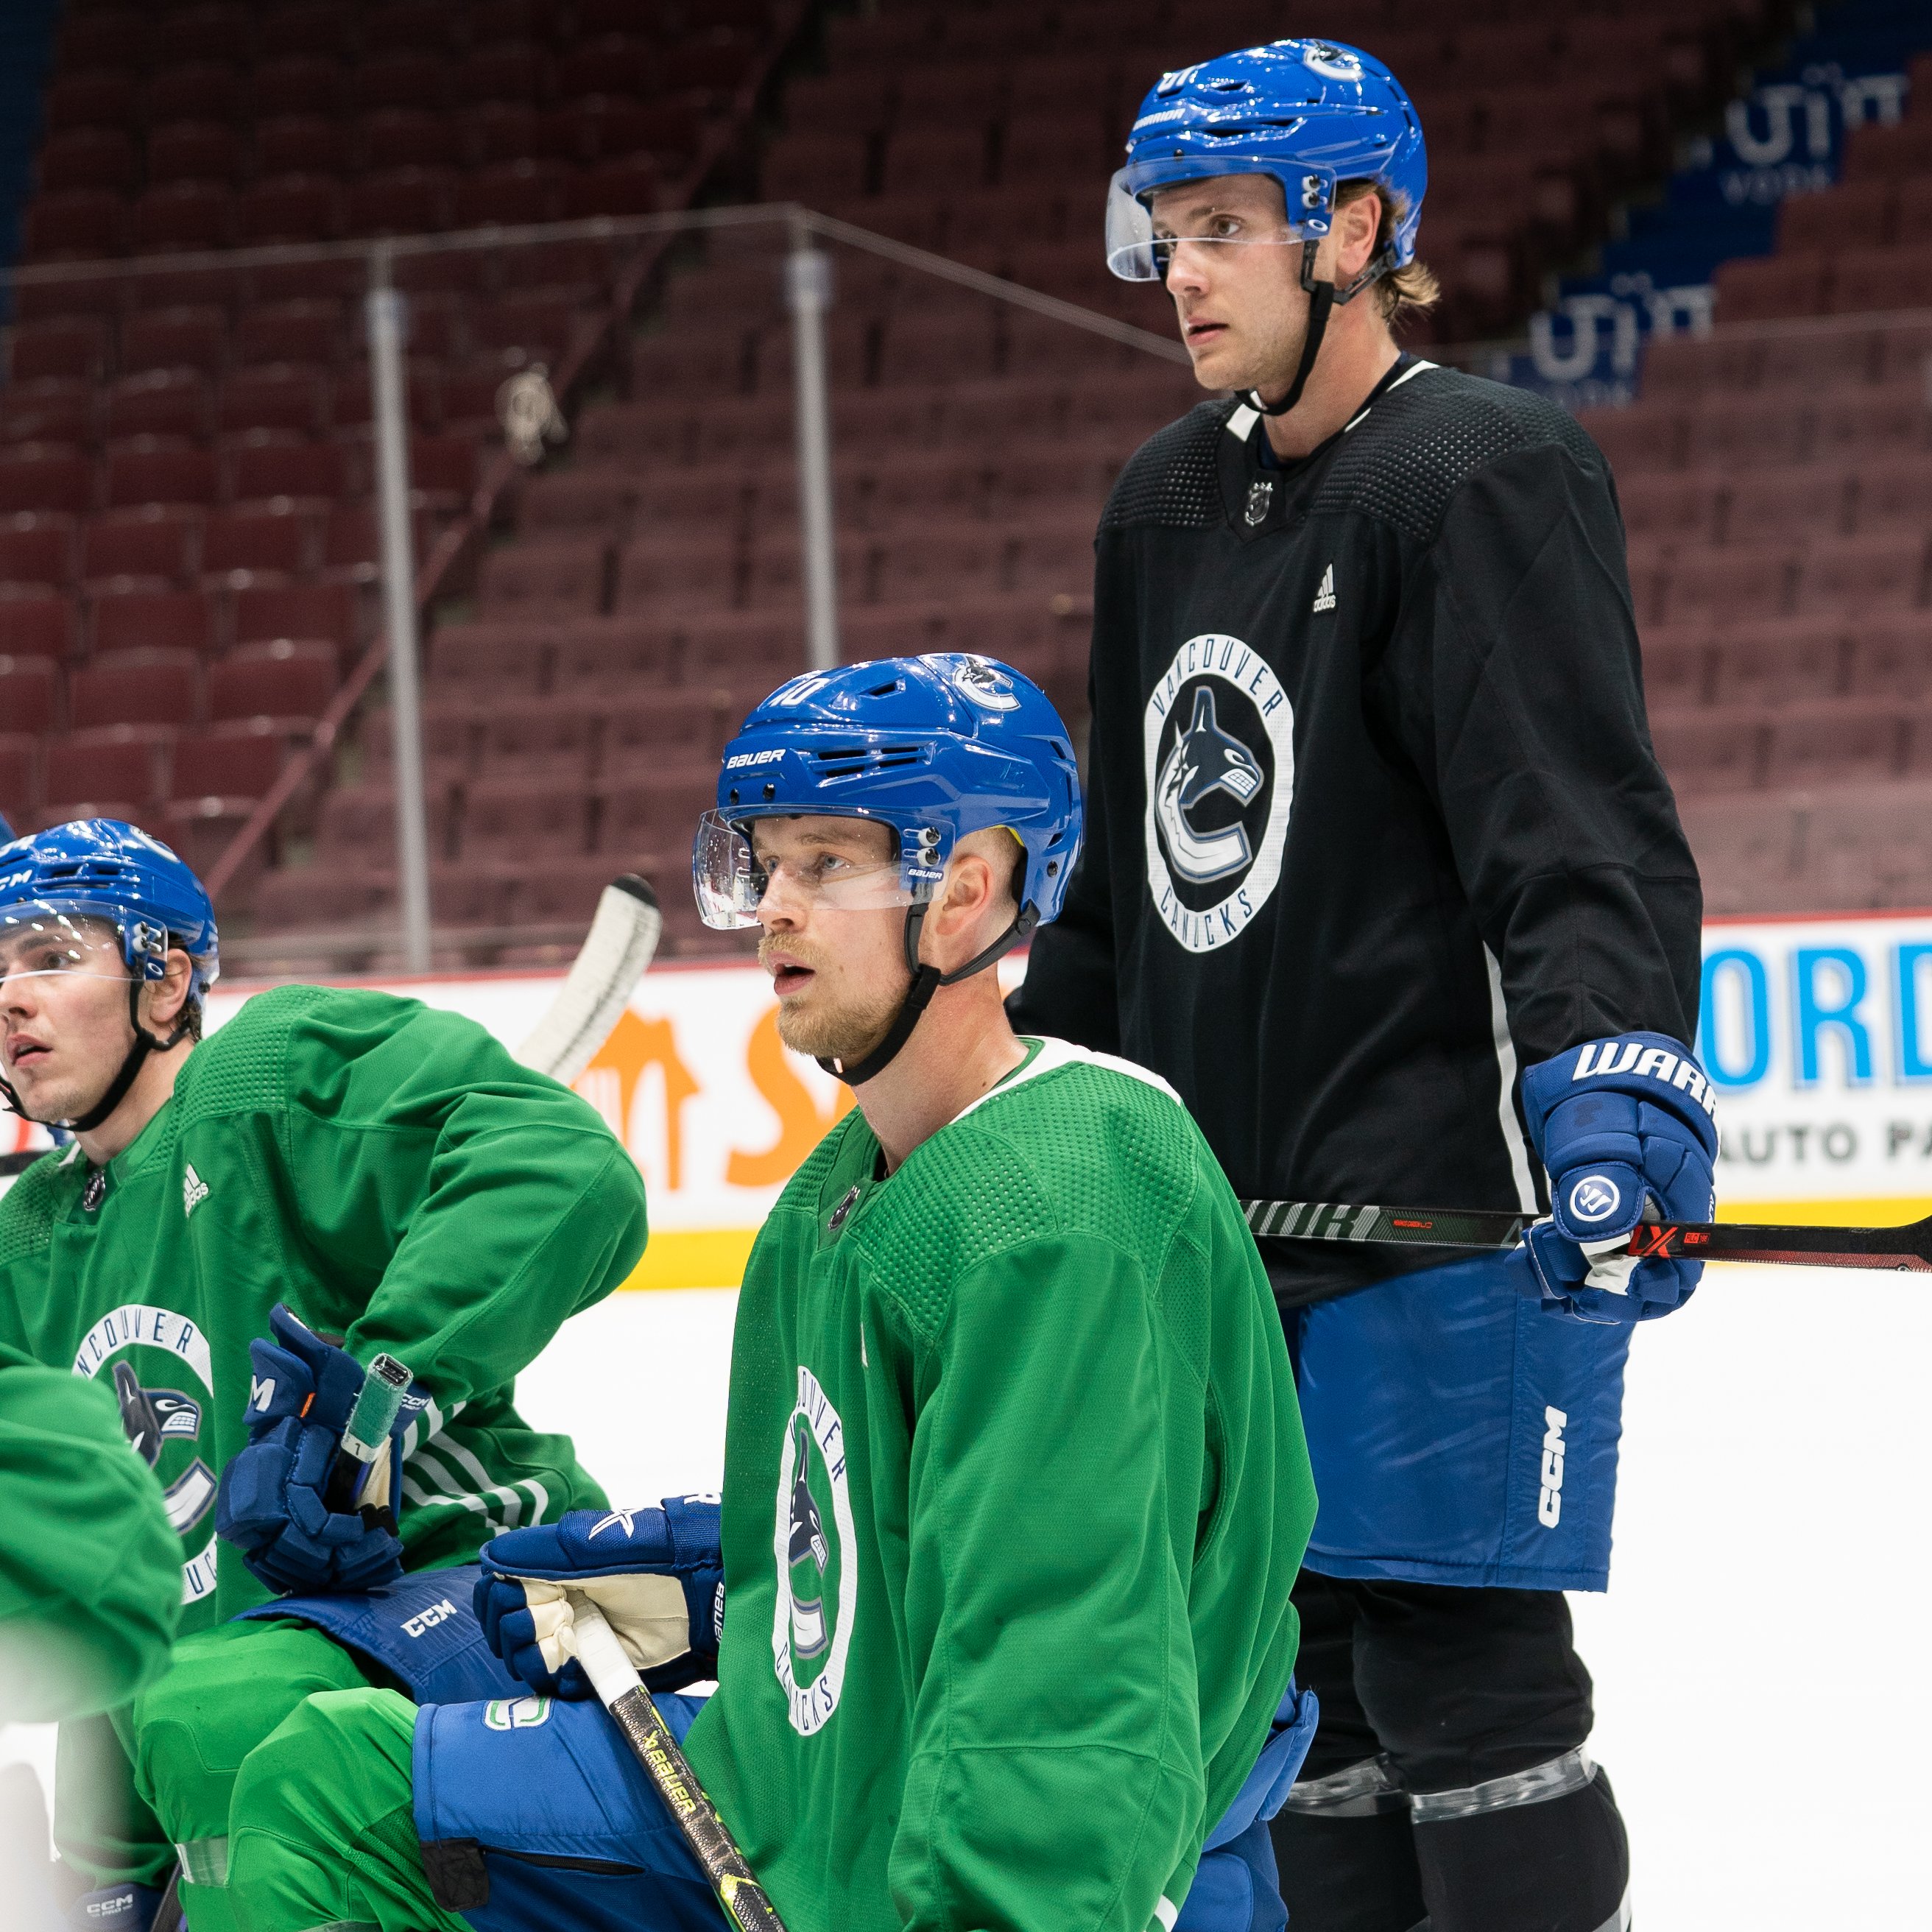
left=518, top=874, right=663, bottom=1085
left=1238, top=1197, right=1932, bottom=1272
left=567, top=1595, right=789, bottom=1932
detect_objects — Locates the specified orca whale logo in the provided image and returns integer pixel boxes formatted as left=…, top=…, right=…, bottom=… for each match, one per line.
left=113, top=1361, right=217, bottom=1535
left=1155, top=688, right=1266, bottom=885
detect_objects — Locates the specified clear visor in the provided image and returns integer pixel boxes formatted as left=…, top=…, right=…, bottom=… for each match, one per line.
left=0, top=907, right=129, bottom=988
left=691, top=811, right=917, bottom=931
left=1105, top=162, right=1324, bottom=281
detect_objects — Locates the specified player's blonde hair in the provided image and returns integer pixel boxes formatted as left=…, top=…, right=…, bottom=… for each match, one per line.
left=1335, top=179, right=1439, bottom=328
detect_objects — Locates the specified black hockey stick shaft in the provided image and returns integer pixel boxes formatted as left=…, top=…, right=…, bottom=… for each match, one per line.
left=1239, top=1198, right=1932, bottom=1272
left=569, top=1599, right=789, bottom=1932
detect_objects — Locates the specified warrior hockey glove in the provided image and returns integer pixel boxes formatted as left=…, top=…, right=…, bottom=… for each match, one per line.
left=215, top=1304, right=412, bottom=1595
left=476, top=1496, right=723, bottom=1699
left=1519, top=1032, right=1719, bottom=1325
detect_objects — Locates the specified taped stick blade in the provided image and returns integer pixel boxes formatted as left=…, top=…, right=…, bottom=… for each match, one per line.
left=517, top=875, right=664, bottom=1084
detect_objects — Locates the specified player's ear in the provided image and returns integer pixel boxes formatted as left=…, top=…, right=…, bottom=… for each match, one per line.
left=1336, top=189, right=1381, bottom=282
left=144, top=948, right=194, bottom=1033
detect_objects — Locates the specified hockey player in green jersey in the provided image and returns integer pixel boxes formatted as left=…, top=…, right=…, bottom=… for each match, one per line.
left=0, top=1336, right=180, bottom=1720
left=0, top=820, right=649, bottom=1932
left=216, top=655, right=1319, bottom=1932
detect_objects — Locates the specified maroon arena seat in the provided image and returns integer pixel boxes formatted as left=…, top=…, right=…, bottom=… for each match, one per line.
left=1794, top=535, right=1928, bottom=618
left=1647, top=707, right=1767, bottom=793
left=0, top=516, right=75, bottom=590
left=1657, top=549, right=1793, bottom=627
left=104, top=371, right=212, bottom=444
left=200, top=507, right=318, bottom=582
left=68, top=648, right=201, bottom=730
left=82, top=509, right=200, bottom=588
left=1849, top=614, right=1932, bottom=700
left=1765, top=699, right=1908, bottom=789
left=10, top=318, right=108, bottom=384
left=426, top=621, right=551, bottom=697
left=226, top=439, right=350, bottom=507
left=550, top=619, right=680, bottom=696
left=0, top=449, right=94, bottom=518
left=255, top=115, right=343, bottom=180
left=103, top=443, right=220, bottom=512
left=460, top=773, right=592, bottom=859
left=1722, top=468, right=1852, bottom=546
left=168, top=719, right=295, bottom=804
left=616, top=534, right=738, bottom=615
left=145, top=62, right=242, bottom=127
left=51, top=724, right=172, bottom=806
left=232, top=582, right=359, bottom=649
left=24, top=188, right=128, bottom=258
left=598, top=770, right=719, bottom=855
left=90, top=587, right=216, bottom=658
left=1709, top=620, right=1848, bottom=709
left=217, top=368, right=329, bottom=440
left=477, top=538, right=610, bottom=621
left=0, top=594, right=77, bottom=660
left=130, top=183, right=235, bottom=254
left=0, top=657, right=58, bottom=735
left=1855, top=458, right=1932, bottom=535
left=476, top=697, right=599, bottom=777
left=0, top=383, right=95, bottom=447
left=603, top=688, right=731, bottom=763
left=146, top=121, right=244, bottom=189
left=315, top=780, right=455, bottom=861
left=1713, top=254, right=1830, bottom=321
left=38, top=127, right=136, bottom=195
left=0, top=735, right=38, bottom=819
left=206, top=639, right=339, bottom=724
left=120, top=308, right=229, bottom=379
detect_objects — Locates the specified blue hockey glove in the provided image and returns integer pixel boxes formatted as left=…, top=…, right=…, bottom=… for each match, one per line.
left=476, top=1496, right=723, bottom=1699
left=1519, top=1032, right=1718, bottom=1324
left=214, top=1304, right=412, bottom=1596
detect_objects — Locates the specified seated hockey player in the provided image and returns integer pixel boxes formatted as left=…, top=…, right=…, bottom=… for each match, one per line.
left=217, top=653, right=1320, bottom=1932
left=0, top=1337, right=180, bottom=1726
left=0, top=819, right=649, bottom=1932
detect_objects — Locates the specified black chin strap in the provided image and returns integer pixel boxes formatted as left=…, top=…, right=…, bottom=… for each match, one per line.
left=1245, top=239, right=1397, bottom=420
left=819, top=900, right=1040, bottom=1089
left=0, top=979, right=191, bottom=1134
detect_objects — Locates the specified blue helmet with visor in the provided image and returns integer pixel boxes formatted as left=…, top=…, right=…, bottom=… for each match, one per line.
left=695, top=653, right=1082, bottom=1084
left=1108, top=38, right=1427, bottom=415
left=0, top=818, right=220, bottom=1129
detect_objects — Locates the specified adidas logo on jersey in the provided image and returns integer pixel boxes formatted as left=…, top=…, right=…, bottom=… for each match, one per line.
left=1311, top=563, right=1336, bottom=613
left=182, top=1164, right=208, bottom=1219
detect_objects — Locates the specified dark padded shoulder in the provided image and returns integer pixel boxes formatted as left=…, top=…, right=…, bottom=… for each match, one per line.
left=1310, top=364, right=1604, bottom=543
left=1100, top=398, right=1236, bottom=531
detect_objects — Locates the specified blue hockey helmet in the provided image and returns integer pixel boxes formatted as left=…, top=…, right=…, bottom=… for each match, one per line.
left=697, top=653, right=1082, bottom=930
left=0, top=819, right=219, bottom=1129
left=1107, top=39, right=1427, bottom=286
left=695, top=655, right=1083, bottom=1083
left=0, top=818, right=219, bottom=997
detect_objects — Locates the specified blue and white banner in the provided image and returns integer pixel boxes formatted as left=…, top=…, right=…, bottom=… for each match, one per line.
left=1701, top=914, right=1932, bottom=1214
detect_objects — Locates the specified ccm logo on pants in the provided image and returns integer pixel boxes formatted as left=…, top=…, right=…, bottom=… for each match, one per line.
left=1537, top=1407, right=1568, bottom=1528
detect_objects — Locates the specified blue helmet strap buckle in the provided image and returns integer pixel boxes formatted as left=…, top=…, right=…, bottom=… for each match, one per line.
left=816, top=900, right=1041, bottom=1089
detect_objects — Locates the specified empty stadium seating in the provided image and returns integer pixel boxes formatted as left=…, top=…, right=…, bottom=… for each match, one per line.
left=1579, top=43, right=1932, bottom=915
left=0, top=0, right=796, bottom=954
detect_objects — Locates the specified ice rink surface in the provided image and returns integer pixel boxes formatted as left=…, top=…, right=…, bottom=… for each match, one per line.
left=7, top=1261, right=1922, bottom=1925
left=515, top=1266, right=1930, bottom=1930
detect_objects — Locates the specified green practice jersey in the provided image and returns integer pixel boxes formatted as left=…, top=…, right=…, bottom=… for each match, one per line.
left=0, top=984, right=648, bottom=1628
left=684, top=1038, right=1316, bottom=1932
left=0, top=1337, right=180, bottom=1720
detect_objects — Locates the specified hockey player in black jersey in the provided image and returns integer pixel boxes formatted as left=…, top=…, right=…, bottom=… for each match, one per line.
left=1010, top=40, right=1718, bottom=1932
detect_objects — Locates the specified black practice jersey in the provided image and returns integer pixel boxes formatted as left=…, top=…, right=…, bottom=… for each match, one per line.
left=1008, top=359, right=1702, bottom=1305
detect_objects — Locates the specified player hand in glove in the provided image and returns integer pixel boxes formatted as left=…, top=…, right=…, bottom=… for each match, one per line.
left=1518, top=1032, right=1718, bottom=1324
left=214, top=1303, right=412, bottom=1596
left=475, top=1495, right=723, bottom=1699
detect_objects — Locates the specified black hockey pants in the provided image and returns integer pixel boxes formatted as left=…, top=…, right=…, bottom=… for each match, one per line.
left=1269, top=1572, right=1629, bottom=1932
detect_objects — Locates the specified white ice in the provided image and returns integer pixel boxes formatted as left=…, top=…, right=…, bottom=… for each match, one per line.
left=6, top=1266, right=1922, bottom=1924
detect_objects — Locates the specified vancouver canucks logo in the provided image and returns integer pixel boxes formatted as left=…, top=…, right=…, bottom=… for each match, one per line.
left=77, top=1305, right=221, bottom=1601
left=1157, top=689, right=1265, bottom=884
left=953, top=657, right=1020, bottom=712
left=1143, top=635, right=1296, bottom=953
left=772, top=1364, right=856, bottom=1736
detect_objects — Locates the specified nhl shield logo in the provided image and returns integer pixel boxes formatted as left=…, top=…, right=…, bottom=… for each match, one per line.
left=1244, top=479, right=1273, bottom=527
